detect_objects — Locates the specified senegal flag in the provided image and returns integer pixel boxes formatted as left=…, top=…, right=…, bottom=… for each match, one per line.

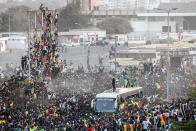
left=136, top=102, right=142, bottom=108
left=161, top=114, right=166, bottom=126
left=184, top=63, right=188, bottom=72
left=120, top=103, right=126, bottom=110
left=155, top=83, right=162, bottom=89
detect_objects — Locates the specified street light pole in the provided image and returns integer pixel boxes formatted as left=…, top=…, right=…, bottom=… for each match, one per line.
left=155, top=8, right=177, bottom=102
left=166, top=9, right=170, bottom=102
left=115, top=36, right=117, bottom=73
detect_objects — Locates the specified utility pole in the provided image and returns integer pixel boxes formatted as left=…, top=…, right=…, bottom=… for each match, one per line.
left=28, top=12, right=31, bottom=78
left=166, top=9, right=170, bottom=103
left=9, top=13, right=10, bottom=37
left=156, top=8, right=178, bottom=102
left=115, top=36, right=117, bottom=73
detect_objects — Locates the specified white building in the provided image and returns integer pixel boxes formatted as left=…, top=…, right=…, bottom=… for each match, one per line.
left=97, top=0, right=160, bottom=10
left=59, top=27, right=106, bottom=43
left=6, top=36, right=27, bottom=49
left=98, top=0, right=107, bottom=10
left=129, top=12, right=196, bottom=41
left=0, top=0, right=7, bottom=3
left=0, top=37, right=8, bottom=52
left=160, top=0, right=195, bottom=3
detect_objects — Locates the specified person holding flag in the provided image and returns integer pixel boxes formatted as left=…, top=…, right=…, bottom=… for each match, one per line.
left=123, top=73, right=128, bottom=88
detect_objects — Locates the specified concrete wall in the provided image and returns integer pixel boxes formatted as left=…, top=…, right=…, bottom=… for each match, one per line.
left=130, top=17, right=176, bottom=33
left=6, top=36, right=27, bottom=49
left=0, top=39, right=6, bottom=52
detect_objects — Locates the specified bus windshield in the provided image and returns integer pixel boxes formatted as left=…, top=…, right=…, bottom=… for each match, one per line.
left=96, top=98, right=115, bottom=112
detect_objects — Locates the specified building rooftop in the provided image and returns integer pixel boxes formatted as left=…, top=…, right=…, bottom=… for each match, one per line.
left=69, top=27, right=105, bottom=32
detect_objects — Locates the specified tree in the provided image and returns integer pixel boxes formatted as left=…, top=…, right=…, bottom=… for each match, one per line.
left=0, top=13, right=9, bottom=32
left=0, top=5, right=29, bottom=32
left=58, top=1, right=91, bottom=31
left=171, top=120, right=196, bottom=131
left=171, top=88, right=196, bottom=130
left=187, top=87, right=196, bottom=100
left=97, top=17, right=133, bottom=34
left=8, top=6, right=29, bottom=32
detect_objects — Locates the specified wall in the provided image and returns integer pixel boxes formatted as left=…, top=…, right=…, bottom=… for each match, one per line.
left=0, top=40, right=6, bottom=52
left=130, top=16, right=176, bottom=33
left=6, top=36, right=27, bottom=49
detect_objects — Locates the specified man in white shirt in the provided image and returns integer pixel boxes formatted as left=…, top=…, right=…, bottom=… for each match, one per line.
left=142, top=117, right=151, bottom=131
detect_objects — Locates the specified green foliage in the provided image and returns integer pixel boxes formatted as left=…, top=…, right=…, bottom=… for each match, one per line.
left=171, top=120, right=196, bottom=131
left=0, top=5, right=29, bottom=32
left=187, top=88, right=196, bottom=100
left=97, top=17, right=133, bottom=34
left=171, top=88, right=196, bottom=130
left=0, top=13, right=9, bottom=32
left=58, top=1, right=91, bottom=31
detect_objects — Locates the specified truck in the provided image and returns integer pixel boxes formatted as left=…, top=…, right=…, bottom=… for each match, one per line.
left=91, top=87, right=143, bottom=112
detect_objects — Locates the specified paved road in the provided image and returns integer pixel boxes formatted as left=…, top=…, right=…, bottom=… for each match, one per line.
left=0, top=45, right=128, bottom=71
left=0, top=49, right=25, bottom=70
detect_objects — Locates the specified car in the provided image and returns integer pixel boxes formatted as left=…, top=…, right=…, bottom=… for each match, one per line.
left=96, top=40, right=109, bottom=46
left=61, top=42, right=74, bottom=47
left=72, top=42, right=80, bottom=47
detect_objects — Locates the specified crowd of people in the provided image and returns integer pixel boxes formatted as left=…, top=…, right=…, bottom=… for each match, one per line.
left=0, top=4, right=196, bottom=131
left=0, top=56, right=196, bottom=130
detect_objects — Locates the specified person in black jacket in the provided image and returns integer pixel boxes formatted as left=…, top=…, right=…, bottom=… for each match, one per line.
left=112, top=78, right=116, bottom=92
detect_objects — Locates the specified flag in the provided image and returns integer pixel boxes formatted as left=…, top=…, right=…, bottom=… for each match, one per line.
left=120, top=103, right=126, bottom=110
left=136, top=102, right=142, bottom=108
left=128, top=124, right=134, bottom=131
left=161, top=114, right=166, bottom=126
left=155, top=83, right=162, bottom=89
left=123, top=97, right=127, bottom=101
left=184, top=63, right=188, bottom=71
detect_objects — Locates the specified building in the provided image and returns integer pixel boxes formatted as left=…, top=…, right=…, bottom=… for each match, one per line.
left=0, top=0, right=7, bottom=3
left=59, top=27, right=106, bottom=44
left=97, top=0, right=137, bottom=10
left=0, top=37, right=8, bottom=52
left=81, top=0, right=89, bottom=10
left=80, top=0, right=99, bottom=11
left=89, top=0, right=98, bottom=10
left=6, top=36, right=27, bottom=49
left=160, top=0, right=195, bottom=3
left=97, top=0, right=107, bottom=10
left=130, top=11, right=196, bottom=41
left=96, top=0, right=160, bottom=10
left=112, top=42, right=196, bottom=67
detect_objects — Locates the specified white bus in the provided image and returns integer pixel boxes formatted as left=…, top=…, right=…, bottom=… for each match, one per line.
left=91, top=87, right=143, bottom=112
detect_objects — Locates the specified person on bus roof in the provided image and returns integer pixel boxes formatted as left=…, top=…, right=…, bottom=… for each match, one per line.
left=112, top=78, right=116, bottom=92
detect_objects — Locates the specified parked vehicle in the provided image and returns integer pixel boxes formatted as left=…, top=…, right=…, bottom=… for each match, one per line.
left=72, top=42, right=80, bottom=47
left=61, top=42, right=74, bottom=47
left=96, top=40, right=109, bottom=46
left=61, top=42, right=80, bottom=47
